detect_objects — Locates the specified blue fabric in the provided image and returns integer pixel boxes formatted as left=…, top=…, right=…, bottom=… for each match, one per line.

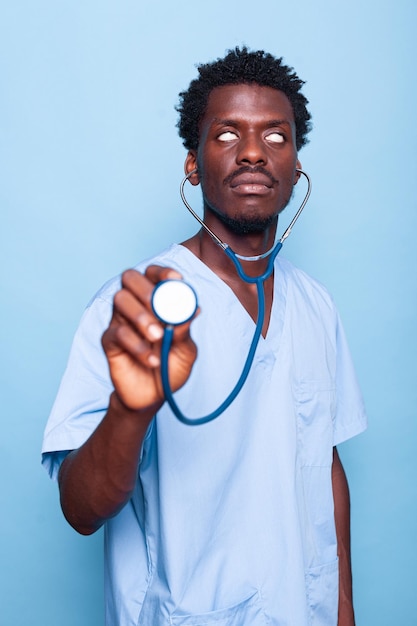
left=42, top=244, right=367, bottom=626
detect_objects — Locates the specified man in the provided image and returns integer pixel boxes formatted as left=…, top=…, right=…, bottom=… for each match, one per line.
left=42, top=47, right=367, bottom=625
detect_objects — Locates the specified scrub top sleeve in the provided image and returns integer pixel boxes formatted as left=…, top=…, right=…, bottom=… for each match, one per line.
left=42, top=293, right=115, bottom=480
left=333, top=313, right=367, bottom=446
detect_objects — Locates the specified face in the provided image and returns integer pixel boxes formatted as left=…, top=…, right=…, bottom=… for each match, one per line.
left=185, top=83, right=301, bottom=235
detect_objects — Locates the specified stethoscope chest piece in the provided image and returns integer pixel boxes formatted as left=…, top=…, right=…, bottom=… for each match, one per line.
left=152, top=279, right=198, bottom=326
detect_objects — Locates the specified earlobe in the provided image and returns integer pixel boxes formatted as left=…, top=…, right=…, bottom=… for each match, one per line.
left=294, top=159, right=302, bottom=185
left=184, top=151, right=200, bottom=186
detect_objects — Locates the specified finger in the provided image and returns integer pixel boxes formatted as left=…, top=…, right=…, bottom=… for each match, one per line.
left=113, top=288, right=164, bottom=344
left=144, top=265, right=183, bottom=285
left=103, top=320, right=160, bottom=368
left=120, top=266, right=182, bottom=309
left=120, top=269, right=156, bottom=307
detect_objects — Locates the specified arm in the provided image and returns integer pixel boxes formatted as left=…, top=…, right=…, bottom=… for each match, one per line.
left=332, top=447, right=355, bottom=626
left=58, top=265, right=198, bottom=535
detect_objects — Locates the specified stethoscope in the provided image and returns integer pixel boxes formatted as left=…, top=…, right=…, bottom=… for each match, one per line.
left=151, top=168, right=311, bottom=425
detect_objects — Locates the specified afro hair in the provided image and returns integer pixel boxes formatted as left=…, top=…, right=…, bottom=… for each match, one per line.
left=176, top=46, right=312, bottom=152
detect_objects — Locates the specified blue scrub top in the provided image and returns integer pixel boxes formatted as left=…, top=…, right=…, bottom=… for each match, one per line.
left=42, top=245, right=367, bottom=626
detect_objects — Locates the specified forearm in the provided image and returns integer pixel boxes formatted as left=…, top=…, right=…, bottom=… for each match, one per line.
left=332, top=447, right=355, bottom=626
left=58, top=266, right=197, bottom=536
left=58, top=392, right=158, bottom=535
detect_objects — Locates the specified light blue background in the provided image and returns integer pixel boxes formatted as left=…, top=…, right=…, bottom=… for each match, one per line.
left=1, top=1, right=416, bottom=624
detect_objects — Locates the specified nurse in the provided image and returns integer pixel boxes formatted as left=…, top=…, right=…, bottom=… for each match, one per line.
left=43, top=47, right=366, bottom=626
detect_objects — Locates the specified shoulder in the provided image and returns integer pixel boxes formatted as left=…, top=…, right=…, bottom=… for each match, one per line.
left=277, top=256, right=336, bottom=314
left=86, top=244, right=185, bottom=308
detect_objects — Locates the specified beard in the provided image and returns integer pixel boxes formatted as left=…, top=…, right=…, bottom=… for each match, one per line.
left=209, top=209, right=278, bottom=235
left=203, top=192, right=294, bottom=236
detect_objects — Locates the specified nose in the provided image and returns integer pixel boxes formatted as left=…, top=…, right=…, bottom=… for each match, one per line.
left=236, top=132, right=267, bottom=165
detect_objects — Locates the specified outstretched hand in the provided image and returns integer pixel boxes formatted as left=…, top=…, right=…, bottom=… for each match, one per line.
left=102, top=265, right=198, bottom=412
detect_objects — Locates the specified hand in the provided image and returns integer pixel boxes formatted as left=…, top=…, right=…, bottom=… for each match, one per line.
left=101, top=265, right=198, bottom=411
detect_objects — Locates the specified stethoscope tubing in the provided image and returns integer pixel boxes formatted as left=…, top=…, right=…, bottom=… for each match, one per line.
left=161, top=277, right=265, bottom=425
left=159, top=169, right=311, bottom=425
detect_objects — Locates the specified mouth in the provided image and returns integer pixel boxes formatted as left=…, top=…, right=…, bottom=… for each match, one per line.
left=230, top=173, right=274, bottom=195
left=227, top=167, right=277, bottom=196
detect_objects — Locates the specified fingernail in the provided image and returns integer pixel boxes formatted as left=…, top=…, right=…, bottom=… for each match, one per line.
left=167, top=269, right=182, bottom=279
left=148, top=354, right=160, bottom=367
left=148, top=323, right=163, bottom=341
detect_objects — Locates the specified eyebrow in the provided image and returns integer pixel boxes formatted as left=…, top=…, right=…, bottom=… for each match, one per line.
left=212, top=117, right=292, bottom=128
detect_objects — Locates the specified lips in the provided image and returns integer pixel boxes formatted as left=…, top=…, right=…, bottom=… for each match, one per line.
left=230, top=173, right=274, bottom=189
left=229, top=172, right=275, bottom=196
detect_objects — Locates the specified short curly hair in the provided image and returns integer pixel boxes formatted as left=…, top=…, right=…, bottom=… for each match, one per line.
left=176, top=47, right=312, bottom=152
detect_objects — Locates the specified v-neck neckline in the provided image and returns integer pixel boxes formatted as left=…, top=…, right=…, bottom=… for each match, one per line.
left=173, top=244, right=288, bottom=345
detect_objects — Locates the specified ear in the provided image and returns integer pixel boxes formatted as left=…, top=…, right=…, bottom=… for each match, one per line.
left=184, top=151, right=200, bottom=186
left=294, top=159, right=302, bottom=185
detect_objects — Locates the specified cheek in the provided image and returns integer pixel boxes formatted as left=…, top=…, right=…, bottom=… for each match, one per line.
left=197, top=161, right=225, bottom=199
left=200, top=176, right=223, bottom=207
left=280, top=160, right=299, bottom=187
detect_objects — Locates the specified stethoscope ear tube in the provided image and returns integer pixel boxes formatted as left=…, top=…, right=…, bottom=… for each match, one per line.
left=180, top=168, right=311, bottom=259
left=279, top=169, right=311, bottom=244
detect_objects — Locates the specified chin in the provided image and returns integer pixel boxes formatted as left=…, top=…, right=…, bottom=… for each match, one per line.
left=219, top=214, right=277, bottom=236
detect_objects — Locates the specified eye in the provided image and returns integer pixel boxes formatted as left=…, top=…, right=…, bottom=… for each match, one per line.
left=217, top=130, right=238, bottom=142
left=265, top=131, right=285, bottom=144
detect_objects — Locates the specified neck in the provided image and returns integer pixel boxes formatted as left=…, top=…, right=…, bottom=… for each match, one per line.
left=182, top=220, right=278, bottom=281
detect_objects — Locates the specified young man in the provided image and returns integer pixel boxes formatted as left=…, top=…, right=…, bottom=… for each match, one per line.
left=42, top=47, right=367, bottom=625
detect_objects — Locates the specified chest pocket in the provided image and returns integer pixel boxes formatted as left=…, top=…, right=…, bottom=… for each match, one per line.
left=294, top=380, right=338, bottom=575
left=294, top=380, right=336, bottom=468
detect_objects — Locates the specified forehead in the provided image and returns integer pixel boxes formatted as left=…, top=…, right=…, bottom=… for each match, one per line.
left=200, top=83, right=295, bottom=129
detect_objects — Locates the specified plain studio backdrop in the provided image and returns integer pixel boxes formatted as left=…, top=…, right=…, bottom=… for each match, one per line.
left=1, top=1, right=415, bottom=624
